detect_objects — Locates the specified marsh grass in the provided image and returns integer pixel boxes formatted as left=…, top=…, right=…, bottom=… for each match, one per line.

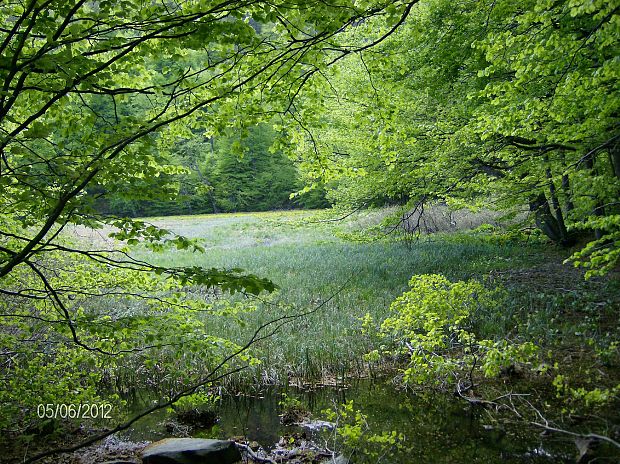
left=122, top=209, right=589, bottom=385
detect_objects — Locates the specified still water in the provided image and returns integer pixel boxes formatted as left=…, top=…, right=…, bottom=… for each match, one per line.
left=117, top=380, right=583, bottom=463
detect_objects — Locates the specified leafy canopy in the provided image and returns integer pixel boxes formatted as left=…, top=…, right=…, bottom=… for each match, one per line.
left=0, top=0, right=417, bottom=444
left=289, top=0, right=620, bottom=276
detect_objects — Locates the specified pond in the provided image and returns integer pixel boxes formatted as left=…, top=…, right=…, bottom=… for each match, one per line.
left=117, top=379, right=577, bottom=463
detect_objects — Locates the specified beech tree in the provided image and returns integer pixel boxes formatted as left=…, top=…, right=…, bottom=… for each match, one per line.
left=291, top=0, right=619, bottom=276
left=0, top=0, right=417, bottom=456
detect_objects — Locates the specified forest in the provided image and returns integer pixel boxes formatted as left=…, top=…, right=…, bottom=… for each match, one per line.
left=0, top=0, right=618, bottom=463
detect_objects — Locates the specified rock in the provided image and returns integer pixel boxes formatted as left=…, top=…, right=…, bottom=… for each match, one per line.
left=141, top=438, right=241, bottom=464
left=99, top=461, right=137, bottom=464
left=299, top=419, right=335, bottom=431
left=332, top=455, right=350, bottom=464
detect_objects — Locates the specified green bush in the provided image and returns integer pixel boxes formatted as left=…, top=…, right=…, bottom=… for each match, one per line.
left=370, top=274, right=539, bottom=389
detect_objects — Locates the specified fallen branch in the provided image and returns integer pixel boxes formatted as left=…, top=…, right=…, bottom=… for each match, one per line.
left=454, top=380, right=620, bottom=451
left=235, top=442, right=276, bottom=464
left=530, top=422, right=620, bottom=449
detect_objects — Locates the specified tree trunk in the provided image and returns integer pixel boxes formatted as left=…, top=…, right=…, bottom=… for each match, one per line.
left=529, top=192, right=570, bottom=245
left=560, top=153, right=574, bottom=213
left=561, top=173, right=574, bottom=212
left=609, top=141, right=620, bottom=179
left=545, top=165, right=570, bottom=244
left=583, top=151, right=605, bottom=240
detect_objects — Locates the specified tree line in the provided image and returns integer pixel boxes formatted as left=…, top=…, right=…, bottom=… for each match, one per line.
left=92, top=123, right=327, bottom=217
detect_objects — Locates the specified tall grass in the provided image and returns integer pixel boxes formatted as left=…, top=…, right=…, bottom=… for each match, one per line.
left=124, top=209, right=563, bottom=385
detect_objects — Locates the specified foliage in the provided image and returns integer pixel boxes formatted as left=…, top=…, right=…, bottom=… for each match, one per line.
left=170, top=390, right=220, bottom=415
left=1, top=0, right=618, bottom=458
left=0, top=344, right=104, bottom=432
left=0, top=0, right=416, bottom=446
left=278, top=393, right=310, bottom=424
left=96, top=123, right=327, bottom=216
left=206, top=124, right=307, bottom=212
left=322, top=400, right=405, bottom=462
left=368, top=274, right=539, bottom=388
left=0, top=233, right=260, bottom=431
left=552, top=375, right=620, bottom=410
left=290, top=0, right=620, bottom=276
left=566, top=215, right=620, bottom=278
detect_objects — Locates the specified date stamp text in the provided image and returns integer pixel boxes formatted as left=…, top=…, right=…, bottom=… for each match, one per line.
left=36, top=403, right=112, bottom=419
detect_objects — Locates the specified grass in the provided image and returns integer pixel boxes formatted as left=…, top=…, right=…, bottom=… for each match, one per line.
left=39, top=207, right=617, bottom=464
left=119, top=208, right=613, bottom=386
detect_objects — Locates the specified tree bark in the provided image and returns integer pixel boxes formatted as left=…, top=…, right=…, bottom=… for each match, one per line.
left=560, top=153, right=574, bottom=213
left=583, top=151, right=605, bottom=240
left=545, top=165, right=570, bottom=244
left=609, top=141, right=620, bottom=179
left=529, top=192, right=570, bottom=245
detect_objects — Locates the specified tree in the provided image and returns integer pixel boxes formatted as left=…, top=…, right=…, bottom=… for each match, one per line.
left=290, top=0, right=619, bottom=276
left=93, top=122, right=326, bottom=216
left=207, top=123, right=303, bottom=212
left=0, top=0, right=417, bottom=459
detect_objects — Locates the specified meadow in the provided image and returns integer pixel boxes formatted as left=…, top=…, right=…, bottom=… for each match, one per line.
left=7, top=208, right=615, bottom=463
left=122, top=208, right=619, bottom=387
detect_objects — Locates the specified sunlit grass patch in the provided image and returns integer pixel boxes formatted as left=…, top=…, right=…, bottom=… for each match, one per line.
left=121, top=210, right=554, bottom=384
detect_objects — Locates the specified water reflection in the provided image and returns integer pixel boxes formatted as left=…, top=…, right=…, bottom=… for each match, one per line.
left=119, top=380, right=576, bottom=463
